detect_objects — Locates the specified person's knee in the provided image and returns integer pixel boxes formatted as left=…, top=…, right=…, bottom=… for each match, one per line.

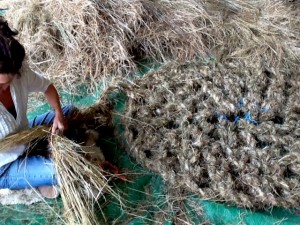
left=62, top=104, right=77, bottom=117
left=0, top=177, right=10, bottom=189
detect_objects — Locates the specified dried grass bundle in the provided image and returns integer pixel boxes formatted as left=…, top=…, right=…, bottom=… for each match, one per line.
left=131, top=0, right=209, bottom=61
left=0, top=126, right=49, bottom=152
left=0, top=0, right=211, bottom=93
left=49, top=134, right=120, bottom=225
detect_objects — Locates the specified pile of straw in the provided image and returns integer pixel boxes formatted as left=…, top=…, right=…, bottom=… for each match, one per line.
left=1, top=0, right=210, bottom=93
left=1, top=0, right=298, bottom=93
left=110, top=59, right=300, bottom=209
left=205, top=0, right=299, bottom=72
left=0, top=126, right=119, bottom=225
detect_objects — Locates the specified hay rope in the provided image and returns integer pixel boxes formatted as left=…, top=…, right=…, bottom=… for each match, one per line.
left=112, top=60, right=300, bottom=209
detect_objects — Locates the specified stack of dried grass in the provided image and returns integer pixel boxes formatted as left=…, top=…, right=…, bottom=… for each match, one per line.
left=1, top=0, right=210, bottom=93
left=205, top=0, right=299, bottom=72
left=1, top=0, right=298, bottom=92
left=107, top=59, right=300, bottom=209
left=0, top=0, right=298, bottom=95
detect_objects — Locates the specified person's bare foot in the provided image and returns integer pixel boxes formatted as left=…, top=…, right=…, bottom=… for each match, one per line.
left=37, top=186, right=59, bottom=199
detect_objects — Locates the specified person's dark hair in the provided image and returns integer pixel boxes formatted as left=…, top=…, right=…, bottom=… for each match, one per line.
left=0, top=17, right=25, bottom=75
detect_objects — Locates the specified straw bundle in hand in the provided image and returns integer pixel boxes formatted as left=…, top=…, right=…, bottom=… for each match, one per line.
left=0, top=126, right=120, bottom=225
left=50, top=133, right=120, bottom=225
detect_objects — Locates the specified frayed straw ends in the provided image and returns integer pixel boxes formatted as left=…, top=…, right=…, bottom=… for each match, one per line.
left=49, top=134, right=120, bottom=225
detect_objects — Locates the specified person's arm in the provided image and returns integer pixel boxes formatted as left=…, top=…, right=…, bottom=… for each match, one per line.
left=44, top=84, right=67, bottom=134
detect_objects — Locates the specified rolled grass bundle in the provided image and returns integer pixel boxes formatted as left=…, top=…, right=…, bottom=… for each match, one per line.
left=0, top=126, right=120, bottom=225
left=1, top=0, right=211, bottom=93
left=109, top=59, right=300, bottom=209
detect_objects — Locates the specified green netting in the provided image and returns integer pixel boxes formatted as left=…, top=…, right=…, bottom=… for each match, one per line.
left=2, top=62, right=300, bottom=224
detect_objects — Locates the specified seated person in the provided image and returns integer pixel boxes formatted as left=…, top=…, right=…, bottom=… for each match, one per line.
left=0, top=17, right=72, bottom=198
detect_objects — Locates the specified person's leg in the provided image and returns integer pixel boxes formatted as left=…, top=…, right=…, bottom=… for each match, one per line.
left=29, top=105, right=74, bottom=128
left=0, top=155, right=57, bottom=190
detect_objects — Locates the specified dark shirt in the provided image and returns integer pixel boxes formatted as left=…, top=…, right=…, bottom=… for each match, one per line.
left=7, top=105, right=17, bottom=119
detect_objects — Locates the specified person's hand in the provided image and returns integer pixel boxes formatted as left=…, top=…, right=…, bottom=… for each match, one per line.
left=52, top=110, right=68, bottom=134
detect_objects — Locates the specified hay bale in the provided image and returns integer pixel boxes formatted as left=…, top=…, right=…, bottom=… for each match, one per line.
left=114, top=59, right=300, bottom=209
